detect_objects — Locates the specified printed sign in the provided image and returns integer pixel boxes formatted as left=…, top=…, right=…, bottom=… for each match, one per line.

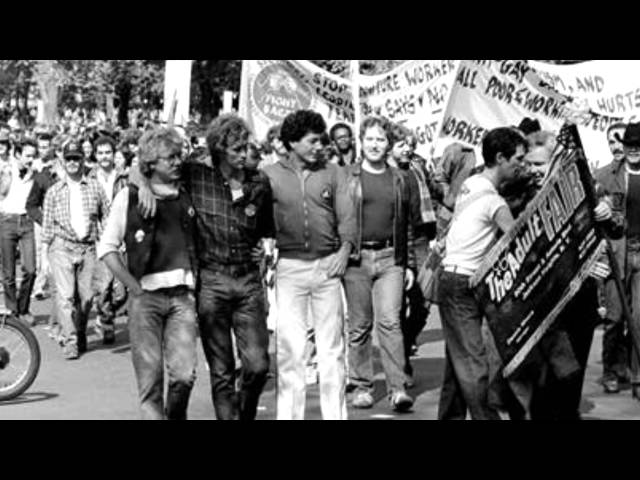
left=470, top=125, right=605, bottom=377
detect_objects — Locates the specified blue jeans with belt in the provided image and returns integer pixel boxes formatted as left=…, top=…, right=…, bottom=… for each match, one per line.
left=437, top=269, right=500, bottom=420
left=344, top=246, right=406, bottom=394
left=0, top=213, right=36, bottom=315
left=128, top=286, right=198, bottom=420
left=198, top=265, right=269, bottom=420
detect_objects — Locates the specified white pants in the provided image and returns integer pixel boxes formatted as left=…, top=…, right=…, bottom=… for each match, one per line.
left=275, top=254, right=347, bottom=420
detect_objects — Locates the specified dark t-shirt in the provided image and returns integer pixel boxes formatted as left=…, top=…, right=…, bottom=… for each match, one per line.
left=361, top=167, right=394, bottom=243
left=627, top=171, right=640, bottom=241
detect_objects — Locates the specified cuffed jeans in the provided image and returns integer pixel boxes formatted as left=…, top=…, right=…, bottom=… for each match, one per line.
left=437, top=270, right=500, bottom=420
left=275, top=253, right=347, bottom=420
left=344, top=247, right=407, bottom=394
left=128, top=286, right=198, bottom=420
left=198, top=267, right=270, bottom=421
left=48, top=238, right=96, bottom=347
left=0, top=213, right=36, bottom=315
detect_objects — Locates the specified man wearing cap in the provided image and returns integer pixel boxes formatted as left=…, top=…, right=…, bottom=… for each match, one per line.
left=0, top=140, right=37, bottom=324
left=42, top=141, right=109, bottom=359
left=596, top=122, right=640, bottom=399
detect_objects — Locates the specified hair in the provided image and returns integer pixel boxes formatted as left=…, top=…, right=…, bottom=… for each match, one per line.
left=482, top=127, right=528, bottom=168
left=37, top=132, right=52, bottom=142
left=19, top=138, right=38, bottom=156
left=123, top=128, right=142, bottom=146
left=138, top=127, right=183, bottom=177
left=266, top=124, right=282, bottom=144
left=320, top=132, right=331, bottom=146
left=607, top=122, right=627, bottom=136
left=390, top=122, right=412, bottom=145
left=280, top=110, right=326, bottom=151
left=329, top=122, right=352, bottom=141
left=359, top=115, right=394, bottom=145
left=94, top=135, right=116, bottom=153
left=206, top=114, right=250, bottom=164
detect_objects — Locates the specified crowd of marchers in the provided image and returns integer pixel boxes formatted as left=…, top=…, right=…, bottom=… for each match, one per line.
left=1, top=110, right=639, bottom=420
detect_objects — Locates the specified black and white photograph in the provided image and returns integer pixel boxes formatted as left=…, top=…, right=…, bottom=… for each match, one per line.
left=0, top=59, right=638, bottom=421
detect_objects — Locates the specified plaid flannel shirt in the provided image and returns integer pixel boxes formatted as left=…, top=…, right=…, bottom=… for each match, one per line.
left=41, top=175, right=110, bottom=246
left=183, top=159, right=275, bottom=268
left=407, top=159, right=436, bottom=224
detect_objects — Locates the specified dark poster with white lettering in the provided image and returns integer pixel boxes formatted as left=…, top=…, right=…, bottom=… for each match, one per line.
left=470, top=125, right=604, bottom=377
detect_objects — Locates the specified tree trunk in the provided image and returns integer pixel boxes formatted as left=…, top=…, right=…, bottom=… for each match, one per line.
left=116, top=81, right=131, bottom=128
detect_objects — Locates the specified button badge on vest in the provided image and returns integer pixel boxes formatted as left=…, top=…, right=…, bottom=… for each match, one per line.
left=187, top=206, right=195, bottom=217
left=245, top=204, right=256, bottom=217
left=135, top=229, right=146, bottom=243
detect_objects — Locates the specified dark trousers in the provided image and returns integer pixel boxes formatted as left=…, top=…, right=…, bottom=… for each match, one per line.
left=529, top=284, right=598, bottom=420
left=437, top=270, right=500, bottom=420
left=0, top=213, right=36, bottom=315
left=401, top=278, right=429, bottom=376
left=198, top=267, right=269, bottom=420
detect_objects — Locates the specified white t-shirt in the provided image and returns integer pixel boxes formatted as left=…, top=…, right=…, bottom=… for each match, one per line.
left=68, top=178, right=88, bottom=240
left=443, top=174, right=508, bottom=273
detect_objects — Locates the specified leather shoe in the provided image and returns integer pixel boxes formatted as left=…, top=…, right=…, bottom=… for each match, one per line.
left=603, top=377, right=620, bottom=394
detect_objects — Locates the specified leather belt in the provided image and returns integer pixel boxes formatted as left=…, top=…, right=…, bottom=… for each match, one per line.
left=361, top=239, right=393, bottom=250
left=203, top=263, right=259, bottom=278
left=443, top=265, right=475, bottom=276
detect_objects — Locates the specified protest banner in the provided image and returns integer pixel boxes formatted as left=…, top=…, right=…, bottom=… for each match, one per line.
left=436, top=60, right=573, bottom=160
left=163, top=60, right=192, bottom=127
left=239, top=60, right=354, bottom=142
left=358, top=60, right=458, bottom=159
left=529, top=60, right=640, bottom=168
left=469, top=125, right=605, bottom=377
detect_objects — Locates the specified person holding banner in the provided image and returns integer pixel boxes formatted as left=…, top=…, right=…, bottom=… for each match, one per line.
left=596, top=122, right=640, bottom=400
left=437, top=127, right=526, bottom=420
left=263, top=109, right=356, bottom=420
left=343, top=116, right=422, bottom=412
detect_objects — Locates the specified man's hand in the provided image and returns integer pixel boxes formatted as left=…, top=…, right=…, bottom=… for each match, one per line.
left=588, top=261, right=611, bottom=280
left=594, top=200, right=612, bottom=222
left=405, top=269, right=415, bottom=291
left=327, top=243, right=352, bottom=278
left=40, top=250, right=51, bottom=278
left=251, top=242, right=264, bottom=264
left=138, top=184, right=157, bottom=219
left=128, top=283, right=145, bottom=297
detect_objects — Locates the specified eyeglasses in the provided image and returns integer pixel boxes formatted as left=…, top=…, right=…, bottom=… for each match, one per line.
left=64, top=156, right=82, bottom=163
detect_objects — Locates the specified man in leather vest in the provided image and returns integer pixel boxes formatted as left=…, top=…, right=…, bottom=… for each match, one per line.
left=98, top=127, right=199, bottom=420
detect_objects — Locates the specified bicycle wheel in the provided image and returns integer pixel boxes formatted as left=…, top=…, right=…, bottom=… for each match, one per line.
left=0, top=314, right=41, bottom=401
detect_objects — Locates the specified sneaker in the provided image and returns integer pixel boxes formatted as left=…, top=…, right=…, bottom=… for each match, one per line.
left=390, top=390, right=414, bottom=412
left=352, top=390, right=374, bottom=409
left=63, top=343, right=79, bottom=360
left=602, top=376, right=620, bottom=394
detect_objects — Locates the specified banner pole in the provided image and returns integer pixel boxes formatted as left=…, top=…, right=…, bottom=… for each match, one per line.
left=350, top=60, right=361, bottom=160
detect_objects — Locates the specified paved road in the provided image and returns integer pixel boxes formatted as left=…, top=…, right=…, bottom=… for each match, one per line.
left=1, top=296, right=639, bottom=420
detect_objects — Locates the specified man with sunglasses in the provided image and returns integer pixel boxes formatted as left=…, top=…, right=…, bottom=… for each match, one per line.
left=42, top=141, right=110, bottom=359
left=133, top=115, right=275, bottom=420
left=98, top=127, right=199, bottom=419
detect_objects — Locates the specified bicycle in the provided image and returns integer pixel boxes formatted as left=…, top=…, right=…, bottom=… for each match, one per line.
left=0, top=313, right=41, bottom=401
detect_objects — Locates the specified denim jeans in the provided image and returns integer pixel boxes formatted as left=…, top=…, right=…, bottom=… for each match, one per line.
left=198, top=267, right=269, bottom=420
left=48, top=238, right=96, bottom=346
left=344, top=247, right=406, bottom=394
left=437, top=270, right=500, bottom=420
left=0, top=213, right=36, bottom=315
left=603, top=246, right=640, bottom=383
left=275, top=253, right=347, bottom=420
left=128, top=286, right=198, bottom=420
left=32, top=222, right=49, bottom=295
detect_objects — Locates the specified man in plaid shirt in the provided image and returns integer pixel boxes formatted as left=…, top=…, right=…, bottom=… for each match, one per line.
left=134, top=115, right=275, bottom=420
left=42, top=141, right=110, bottom=359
